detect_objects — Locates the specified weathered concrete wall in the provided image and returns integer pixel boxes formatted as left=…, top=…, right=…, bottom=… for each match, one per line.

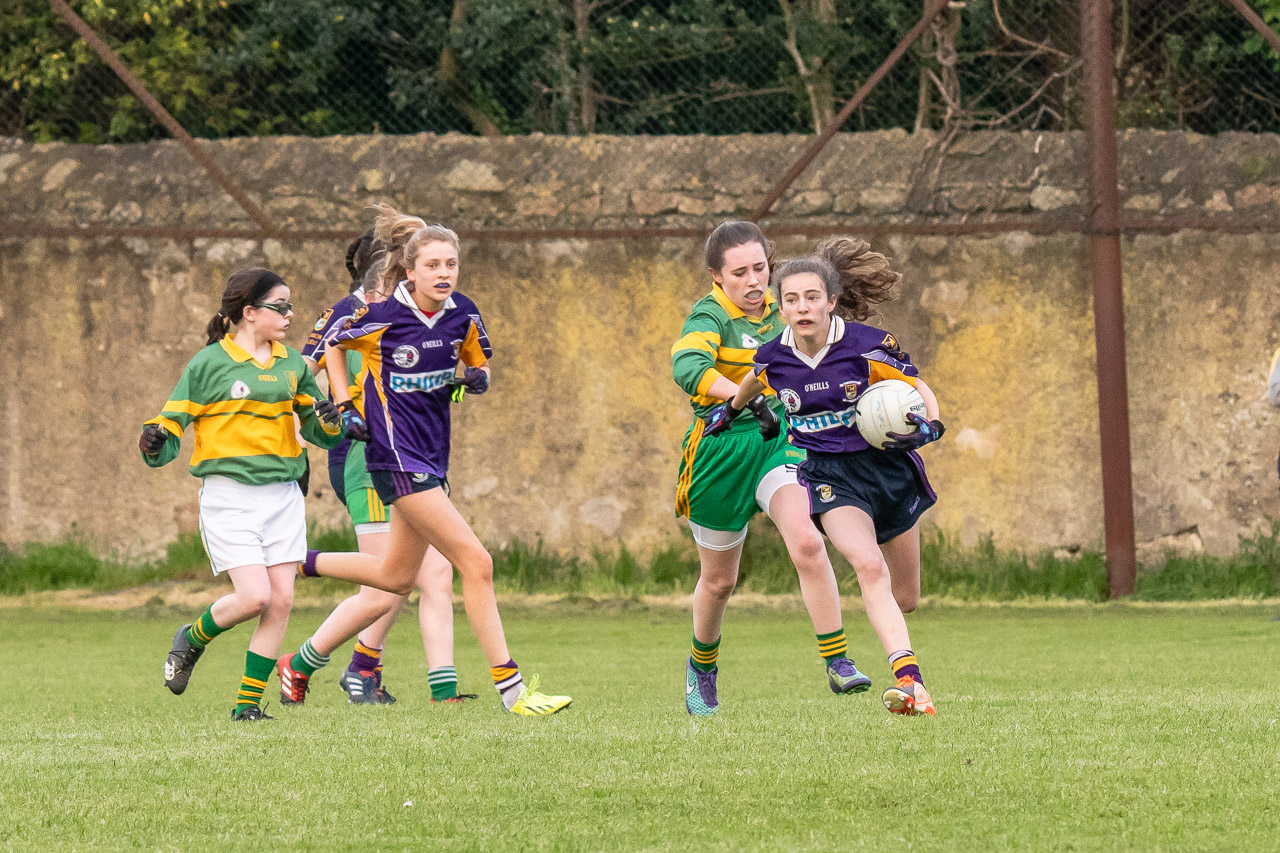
left=2, top=130, right=1279, bottom=558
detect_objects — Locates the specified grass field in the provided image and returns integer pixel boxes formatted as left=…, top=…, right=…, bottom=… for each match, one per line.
left=2, top=603, right=1278, bottom=851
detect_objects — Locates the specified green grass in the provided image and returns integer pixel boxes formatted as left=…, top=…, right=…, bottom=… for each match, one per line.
left=3, top=521, right=1279, bottom=601
left=0, top=605, right=1277, bottom=850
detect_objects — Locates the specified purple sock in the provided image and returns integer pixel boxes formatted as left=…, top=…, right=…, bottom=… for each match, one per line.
left=349, top=648, right=380, bottom=674
left=300, top=549, right=321, bottom=578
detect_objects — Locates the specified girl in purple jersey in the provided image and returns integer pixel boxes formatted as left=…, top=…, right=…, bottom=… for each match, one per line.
left=294, top=227, right=468, bottom=706
left=706, top=239, right=944, bottom=716
left=282, top=206, right=571, bottom=716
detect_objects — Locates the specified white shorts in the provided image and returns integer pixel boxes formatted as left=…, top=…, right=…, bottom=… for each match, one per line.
left=198, top=476, right=308, bottom=574
left=354, top=520, right=391, bottom=537
left=687, top=464, right=800, bottom=551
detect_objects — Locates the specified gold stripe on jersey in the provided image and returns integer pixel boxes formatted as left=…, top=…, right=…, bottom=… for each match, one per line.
left=671, top=330, right=722, bottom=357
left=868, top=360, right=918, bottom=387
left=460, top=321, right=489, bottom=367
left=153, top=416, right=184, bottom=438
left=189, top=414, right=304, bottom=465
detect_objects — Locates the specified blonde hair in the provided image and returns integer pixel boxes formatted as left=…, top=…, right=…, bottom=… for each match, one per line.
left=372, top=203, right=460, bottom=294
left=814, top=236, right=901, bottom=322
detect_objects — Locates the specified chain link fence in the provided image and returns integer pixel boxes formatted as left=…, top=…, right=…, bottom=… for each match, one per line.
left=1, top=1, right=1278, bottom=143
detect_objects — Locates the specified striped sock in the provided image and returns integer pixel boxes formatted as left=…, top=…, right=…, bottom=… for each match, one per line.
left=491, top=660, right=523, bottom=710
left=236, top=651, right=275, bottom=711
left=690, top=635, right=720, bottom=673
left=297, top=550, right=321, bottom=578
left=349, top=639, right=381, bottom=674
left=186, top=607, right=227, bottom=650
left=816, top=628, right=848, bottom=661
left=291, top=639, right=330, bottom=677
left=889, top=649, right=923, bottom=685
left=429, top=666, right=459, bottom=701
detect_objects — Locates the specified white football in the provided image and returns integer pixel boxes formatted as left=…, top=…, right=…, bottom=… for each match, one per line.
left=854, top=379, right=927, bottom=450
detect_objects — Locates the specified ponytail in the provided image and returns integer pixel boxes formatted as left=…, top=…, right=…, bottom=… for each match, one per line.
left=372, top=203, right=457, bottom=296
left=205, top=311, right=233, bottom=345
left=814, top=236, right=900, bottom=322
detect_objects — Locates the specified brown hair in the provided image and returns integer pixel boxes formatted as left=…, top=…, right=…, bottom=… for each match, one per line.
left=344, top=228, right=383, bottom=293
left=814, top=236, right=901, bottom=321
left=205, top=268, right=286, bottom=345
left=372, top=203, right=459, bottom=295
left=704, top=220, right=772, bottom=272
left=770, top=256, right=841, bottom=301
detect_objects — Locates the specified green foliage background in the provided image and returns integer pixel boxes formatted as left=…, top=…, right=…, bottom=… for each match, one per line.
left=4, top=0, right=1279, bottom=143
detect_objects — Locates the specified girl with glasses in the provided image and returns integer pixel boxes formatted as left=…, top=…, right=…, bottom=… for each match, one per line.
left=143, top=267, right=344, bottom=721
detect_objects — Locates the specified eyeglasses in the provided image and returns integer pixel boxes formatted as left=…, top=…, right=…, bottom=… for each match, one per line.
left=253, top=301, right=293, bottom=316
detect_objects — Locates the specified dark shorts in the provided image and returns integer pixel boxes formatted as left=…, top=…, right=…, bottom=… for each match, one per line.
left=369, top=470, right=449, bottom=506
left=799, top=450, right=937, bottom=545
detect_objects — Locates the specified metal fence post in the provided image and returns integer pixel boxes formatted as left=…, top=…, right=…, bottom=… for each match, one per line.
left=1082, top=0, right=1137, bottom=597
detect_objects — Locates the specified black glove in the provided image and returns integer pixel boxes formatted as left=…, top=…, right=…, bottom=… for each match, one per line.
left=314, top=398, right=341, bottom=430
left=461, top=366, right=489, bottom=395
left=882, top=413, right=946, bottom=451
left=746, top=395, right=781, bottom=441
left=338, top=400, right=369, bottom=441
left=702, top=399, right=742, bottom=438
left=139, top=424, right=168, bottom=456
left=297, top=454, right=311, bottom=497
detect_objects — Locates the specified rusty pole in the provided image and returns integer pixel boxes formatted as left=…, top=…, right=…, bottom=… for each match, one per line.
left=1224, top=0, right=1280, bottom=56
left=1082, top=0, right=1137, bottom=597
left=46, top=0, right=275, bottom=234
left=751, top=0, right=950, bottom=221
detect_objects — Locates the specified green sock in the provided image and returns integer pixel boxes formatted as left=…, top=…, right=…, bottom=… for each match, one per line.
left=428, top=666, right=459, bottom=700
left=186, top=607, right=228, bottom=650
left=290, top=639, right=330, bottom=677
left=817, top=628, right=848, bottom=662
left=236, top=651, right=275, bottom=711
left=690, top=635, right=720, bottom=673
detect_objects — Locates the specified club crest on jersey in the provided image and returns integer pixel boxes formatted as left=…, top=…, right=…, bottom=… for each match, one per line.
left=778, top=388, right=801, bottom=414
left=450, top=340, right=463, bottom=360
left=842, top=381, right=860, bottom=401
left=816, top=484, right=835, bottom=503
left=230, top=380, right=250, bottom=400
left=741, top=333, right=760, bottom=349
left=881, top=333, right=897, bottom=350
left=392, top=345, right=420, bottom=369
left=312, top=310, right=332, bottom=332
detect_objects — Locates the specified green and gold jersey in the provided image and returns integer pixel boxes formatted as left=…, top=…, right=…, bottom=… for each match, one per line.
left=671, top=284, right=784, bottom=422
left=142, top=336, right=343, bottom=484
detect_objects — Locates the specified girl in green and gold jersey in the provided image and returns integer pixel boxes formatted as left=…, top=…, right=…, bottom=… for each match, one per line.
left=672, top=221, right=872, bottom=715
left=140, top=267, right=344, bottom=721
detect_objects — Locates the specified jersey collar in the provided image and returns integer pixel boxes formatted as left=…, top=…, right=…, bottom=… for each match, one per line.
left=220, top=336, right=287, bottom=368
left=394, top=281, right=457, bottom=329
left=710, top=284, right=776, bottom=322
left=781, top=315, right=845, bottom=369
left=352, top=285, right=366, bottom=305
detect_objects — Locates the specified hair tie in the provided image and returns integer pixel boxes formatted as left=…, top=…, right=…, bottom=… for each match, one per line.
left=222, top=315, right=232, bottom=329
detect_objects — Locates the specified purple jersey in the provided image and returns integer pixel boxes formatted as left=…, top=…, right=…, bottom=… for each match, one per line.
left=331, top=284, right=491, bottom=476
left=302, top=289, right=368, bottom=473
left=753, top=316, right=919, bottom=454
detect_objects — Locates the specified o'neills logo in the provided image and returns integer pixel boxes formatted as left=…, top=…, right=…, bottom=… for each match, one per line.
left=389, top=369, right=453, bottom=393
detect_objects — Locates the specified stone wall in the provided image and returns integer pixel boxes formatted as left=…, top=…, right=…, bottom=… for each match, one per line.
left=2, top=130, right=1279, bottom=558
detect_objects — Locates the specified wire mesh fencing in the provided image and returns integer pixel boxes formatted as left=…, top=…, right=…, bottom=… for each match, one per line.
left=1, top=0, right=1278, bottom=143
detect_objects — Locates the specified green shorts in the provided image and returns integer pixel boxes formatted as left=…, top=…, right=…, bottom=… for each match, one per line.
left=675, top=410, right=805, bottom=532
left=343, top=442, right=389, bottom=530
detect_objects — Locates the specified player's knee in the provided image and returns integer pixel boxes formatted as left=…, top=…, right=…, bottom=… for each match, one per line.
left=787, top=533, right=827, bottom=571
left=849, top=555, right=889, bottom=586
left=458, top=550, right=494, bottom=586
left=239, top=590, right=272, bottom=615
left=895, top=590, right=919, bottom=613
left=266, top=588, right=294, bottom=615
left=700, top=571, right=738, bottom=599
